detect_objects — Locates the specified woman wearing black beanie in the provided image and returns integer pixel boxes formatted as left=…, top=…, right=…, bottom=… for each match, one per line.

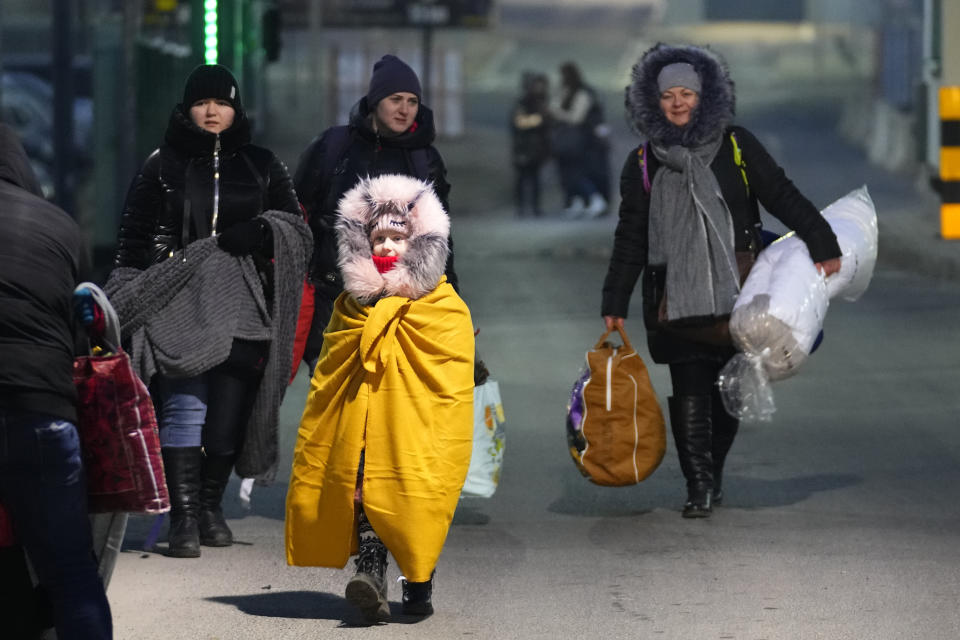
left=293, top=54, right=458, bottom=374
left=109, top=64, right=309, bottom=558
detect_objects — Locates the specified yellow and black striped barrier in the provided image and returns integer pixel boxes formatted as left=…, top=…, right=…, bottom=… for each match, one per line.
left=939, top=86, right=960, bottom=238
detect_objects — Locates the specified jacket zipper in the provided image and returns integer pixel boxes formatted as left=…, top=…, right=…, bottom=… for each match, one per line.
left=210, top=134, right=221, bottom=234
left=606, top=348, right=617, bottom=411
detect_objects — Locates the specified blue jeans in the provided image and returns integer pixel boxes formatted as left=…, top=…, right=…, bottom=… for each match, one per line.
left=0, top=409, right=113, bottom=639
left=154, top=375, right=208, bottom=448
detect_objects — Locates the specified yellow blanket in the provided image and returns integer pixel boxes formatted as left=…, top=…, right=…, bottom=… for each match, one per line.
left=285, top=278, right=474, bottom=582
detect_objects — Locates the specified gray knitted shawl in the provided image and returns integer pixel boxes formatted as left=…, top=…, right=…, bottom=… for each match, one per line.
left=104, top=209, right=312, bottom=480
left=648, top=136, right=740, bottom=321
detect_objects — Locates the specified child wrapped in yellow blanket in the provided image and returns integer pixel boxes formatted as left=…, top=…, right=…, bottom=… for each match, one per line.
left=285, top=174, right=474, bottom=622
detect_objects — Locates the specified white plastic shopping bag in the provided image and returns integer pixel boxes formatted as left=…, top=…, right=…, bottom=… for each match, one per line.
left=461, top=380, right=505, bottom=498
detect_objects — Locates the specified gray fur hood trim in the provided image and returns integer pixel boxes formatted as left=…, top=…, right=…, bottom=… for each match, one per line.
left=336, top=174, right=449, bottom=304
left=625, top=43, right=735, bottom=147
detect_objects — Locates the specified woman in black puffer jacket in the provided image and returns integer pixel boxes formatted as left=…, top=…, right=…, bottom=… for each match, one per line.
left=114, top=64, right=301, bottom=558
left=601, top=44, right=842, bottom=518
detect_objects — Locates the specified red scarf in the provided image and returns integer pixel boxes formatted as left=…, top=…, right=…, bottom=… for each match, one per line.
left=372, top=255, right=399, bottom=274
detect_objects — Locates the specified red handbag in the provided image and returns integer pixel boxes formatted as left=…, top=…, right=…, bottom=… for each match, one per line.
left=73, top=349, right=170, bottom=514
left=73, top=283, right=170, bottom=514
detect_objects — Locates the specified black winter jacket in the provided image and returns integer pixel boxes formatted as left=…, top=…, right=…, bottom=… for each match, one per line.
left=294, top=97, right=456, bottom=297
left=510, top=95, right=550, bottom=168
left=115, top=107, right=300, bottom=270
left=0, top=125, right=82, bottom=422
left=601, top=126, right=842, bottom=364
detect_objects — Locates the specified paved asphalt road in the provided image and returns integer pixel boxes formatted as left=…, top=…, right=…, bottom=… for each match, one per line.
left=105, top=26, right=960, bottom=640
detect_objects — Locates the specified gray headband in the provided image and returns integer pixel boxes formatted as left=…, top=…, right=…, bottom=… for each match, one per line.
left=657, top=62, right=701, bottom=94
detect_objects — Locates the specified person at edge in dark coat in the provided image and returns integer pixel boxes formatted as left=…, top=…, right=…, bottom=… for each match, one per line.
left=113, top=64, right=302, bottom=557
left=510, top=71, right=551, bottom=217
left=293, top=54, right=458, bottom=369
left=0, top=124, right=113, bottom=639
left=601, top=44, right=842, bottom=518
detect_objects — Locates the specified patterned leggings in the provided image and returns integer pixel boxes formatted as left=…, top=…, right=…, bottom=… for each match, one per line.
left=355, top=451, right=384, bottom=552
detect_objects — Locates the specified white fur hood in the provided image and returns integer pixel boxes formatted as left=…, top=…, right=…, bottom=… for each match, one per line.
left=335, top=174, right=450, bottom=304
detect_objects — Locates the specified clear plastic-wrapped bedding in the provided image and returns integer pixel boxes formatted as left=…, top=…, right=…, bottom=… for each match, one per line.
left=719, top=186, right=878, bottom=420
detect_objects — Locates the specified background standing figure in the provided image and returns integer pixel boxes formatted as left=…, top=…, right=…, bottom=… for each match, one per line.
left=550, top=61, right=609, bottom=218
left=510, top=71, right=551, bottom=217
left=110, top=64, right=306, bottom=558
left=601, top=44, right=842, bottom=518
left=294, top=54, right=459, bottom=370
left=0, top=124, right=113, bottom=639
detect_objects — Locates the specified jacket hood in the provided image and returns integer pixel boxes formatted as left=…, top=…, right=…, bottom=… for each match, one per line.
left=336, top=173, right=449, bottom=304
left=0, top=124, right=43, bottom=197
left=625, top=43, right=735, bottom=147
left=164, top=104, right=252, bottom=157
left=349, top=97, right=437, bottom=149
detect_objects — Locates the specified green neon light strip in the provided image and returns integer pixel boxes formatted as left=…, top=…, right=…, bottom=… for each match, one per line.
left=204, top=1, right=218, bottom=64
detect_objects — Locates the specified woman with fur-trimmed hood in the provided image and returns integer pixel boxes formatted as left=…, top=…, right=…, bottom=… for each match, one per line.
left=601, top=44, right=842, bottom=518
left=286, top=174, right=474, bottom=622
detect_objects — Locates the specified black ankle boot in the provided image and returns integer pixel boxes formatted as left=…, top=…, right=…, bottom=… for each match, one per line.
left=668, top=395, right=714, bottom=518
left=199, top=452, right=235, bottom=547
left=162, top=447, right=202, bottom=557
left=401, top=573, right=434, bottom=616
left=710, top=388, right=739, bottom=506
left=345, top=539, right=390, bottom=623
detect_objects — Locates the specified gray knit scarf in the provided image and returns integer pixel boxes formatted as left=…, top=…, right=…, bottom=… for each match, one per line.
left=104, top=209, right=312, bottom=481
left=648, top=135, right=740, bottom=321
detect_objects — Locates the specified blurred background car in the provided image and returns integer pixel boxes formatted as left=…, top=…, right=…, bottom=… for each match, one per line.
left=2, top=71, right=94, bottom=164
left=1, top=70, right=94, bottom=200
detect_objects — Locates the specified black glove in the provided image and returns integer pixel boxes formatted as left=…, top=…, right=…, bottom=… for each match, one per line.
left=217, top=217, right=268, bottom=256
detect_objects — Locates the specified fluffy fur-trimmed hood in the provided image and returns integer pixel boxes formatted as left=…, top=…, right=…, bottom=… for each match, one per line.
left=336, top=174, right=450, bottom=304
left=625, top=43, right=735, bottom=147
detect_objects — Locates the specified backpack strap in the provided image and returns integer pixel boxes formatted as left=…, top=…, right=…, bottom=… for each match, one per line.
left=239, top=150, right=268, bottom=210
left=638, top=142, right=651, bottom=194
left=639, top=134, right=749, bottom=197
left=314, top=126, right=353, bottom=220
left=729, top=130, right=750, bottom=196
left=409, top=147, right=430, bottom=181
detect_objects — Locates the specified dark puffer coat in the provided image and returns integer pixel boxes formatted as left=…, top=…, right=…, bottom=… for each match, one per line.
left=0, top=124, right=82, bottom=422
left=294, top=97, right=456, bottom=298
left=115, top=106, right=300, bottom=270
left=602, top=44, right=842, bottom=365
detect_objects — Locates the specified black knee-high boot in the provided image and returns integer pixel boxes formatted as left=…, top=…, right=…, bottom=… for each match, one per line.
left=710, top=387, right=739, bottom=505
left=345, top=505, right=390, bottom=623
left=162, top=447, right=202, bottom=557
left=668, top=395, right=714, bottom=518
left=200, top=343, right=264, bottom=547
left=199, top=452, right=235, bottom=547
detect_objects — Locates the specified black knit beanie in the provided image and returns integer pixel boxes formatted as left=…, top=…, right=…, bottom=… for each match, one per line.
left=366, top=55, right=422, bottom=107
left=182, top=64, right=243, bottom=113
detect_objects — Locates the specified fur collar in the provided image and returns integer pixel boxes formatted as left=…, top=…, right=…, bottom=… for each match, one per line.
left=164, top=105, right=252, bottom=157
left=336, top=174, right=449, bottom=304
left=625, top=43, right=735, bottom=147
